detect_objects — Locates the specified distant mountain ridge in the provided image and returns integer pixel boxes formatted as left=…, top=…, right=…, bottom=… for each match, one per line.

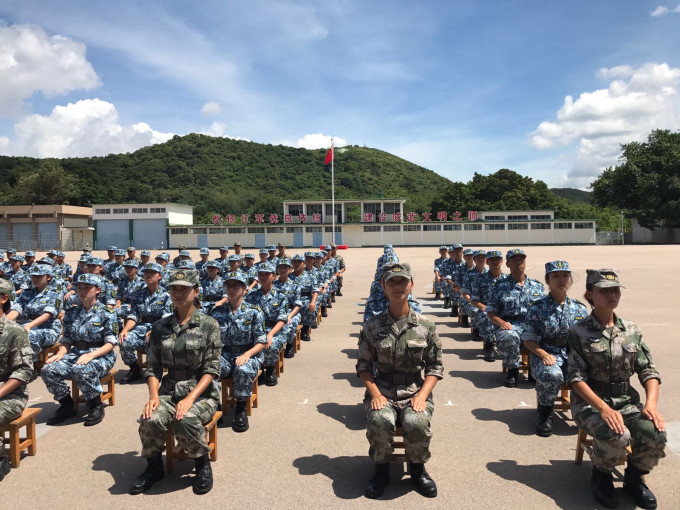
left=551, top=188, right=592, bottom=204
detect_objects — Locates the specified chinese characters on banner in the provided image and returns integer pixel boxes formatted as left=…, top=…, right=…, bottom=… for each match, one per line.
left=211, top=210, right=478, bottom=224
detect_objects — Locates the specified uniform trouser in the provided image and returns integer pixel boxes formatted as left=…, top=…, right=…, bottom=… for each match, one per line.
left=120, top=323, right=152, bottom=367
left=28, top=328, right=60, bottom=361
left=364, top=397, right=435, bottom=464
left=575, top=404, right=666, bottom=472
left=495, top=324, right=524, bottom=369
left=462, top=302, right=478, bottom=324
left=219, top=352, right=262, bottom=399
left=41, top=351, right=116, bottom=401
left=138, top=394, right=218, bottom=458
left=0, top=395, right=26, bottom=458
left=477, top=311, right=495, bottom=342
left=301, top=299, right=317, bottom=327
left=434, top=278, right=443, bottom=294
left=263, top=332, right=287, bottom=366
left=285, top=315, right=301, bottom=346
left=337, top=275, right=343, bottom=289
left=530, top=352, right=566, bottom=406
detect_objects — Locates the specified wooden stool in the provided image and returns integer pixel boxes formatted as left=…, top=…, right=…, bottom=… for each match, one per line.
left=294, top=325, right=302, bottom=353
left=276, top=349, right=284, bottom=377
left=534, top=383, right=571, bottom=412
left=0, top=408, right=41, bottom=468
left=165, top=410, right=221, bottom=473
left=317, top=307, right=322, bottom=324
left=136, top=349, right=147, bottom=372
left=502, top=347, right=531, bottom=376
left=575, top=428, right=635, bottom=480
left=35, top=343, right=61, bottom=372
left=391, top=426, right=407, bottom=462
left=220, top=372, right=260, bottom=417
left=70, top=369, right=118, bottom=411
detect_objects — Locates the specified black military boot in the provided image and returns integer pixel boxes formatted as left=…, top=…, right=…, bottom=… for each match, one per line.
left=460, top=315, right=470, bottom=328
left=624, top=464, right=657, bottom=509
left=591, top=467, right=618, bottom=508
left=443, top=297, right=450, bottom=308
left=536, top=404, right=554, bottom=437
left=232, top=399, right=249, bottom=432
left=321, top=306, right=328, bottom=317
left=409, top=462, right=438, bottom=498
left=449, top=305, right=458, bottom=318
left=120, top=364, right=142, bottom=385
left=193, top=454, right=213, bottom=495
left=301, top=326, right=311, bottom=341
left=46, top=395, right=77, bottom=425
left=0, top=456, right=10, bottom=482
left=330, top=292, right=336, bottom=303
left=130, top=453, right=164, bottom=495
left=484, top=342, right=496, bottom=362
left=336, top=290, right=342, bottom=297
left=365, top=463, right=390, bottom=499
left=84, top=395, right=105, bottom=427
left=504, top=368, right=519, bottom=388
left=284, top=343, right=295, bottom=359
left=265, top=365, right=278, bottom=386
left=472, top=328, right=481, bottom=340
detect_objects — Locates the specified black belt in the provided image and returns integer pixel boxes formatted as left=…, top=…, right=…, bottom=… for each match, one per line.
left=376, top=371, right=422, bottom=386
left=223, top=344, right=254, bottom=354
left=167, top=368, right=202, bottom=381
left=300, top=290, right=312, bottom=297
left=264, top=320, right=280, bottom=328
left=541, top=336, right=566, bottom=348
left=588, top=379, right=630, bottom=397
left=505, top=314, right=525, bottom=322
left=140, top=316, right=159, bottom=324
left=75, top=341, right=105, bottom=350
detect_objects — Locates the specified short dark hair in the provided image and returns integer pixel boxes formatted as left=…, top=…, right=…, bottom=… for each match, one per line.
left=583, top=282, right=595, bottom=307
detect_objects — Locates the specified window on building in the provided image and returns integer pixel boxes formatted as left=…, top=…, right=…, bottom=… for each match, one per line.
left=508, top=223, right=528, bottom=230
left=306, top=204, right=322, bottom=217
left=305, top=227, right=322, bottom=233
left=170, top=228, right=188, bottom=235
left=228, top=227, right=244, bottom=234
left=149, top=207, right=166, bottom=213
left=484, top=215, right=505, bottom=221
left=554, top=222, right=572, bottom=229
left=464, top=224, right=482, bottom=231
left=324, top=226, right=342, bottom=232
left=324, top=204, right=343, bottom=221
left=423, top=224, right=441, bottom=231
left=403, top=225, right=421, bottom=232
left=531, top=214, right=552, bottom=220
left=443, top=224, right=462, bottom=231
left=112, top=208, right=129, bottom=214
left=363, top=203, right=381, bottom=221
left=383, top=203, right=401, bottom=215
left=132, top=208, right=148, bottom=214
left=209, top=227, right=226, bottom=234
left=267, top=227, right=283, bottom=233
left=288, top=204, right=303, bottom=216
left=485, top=224, right=506, bottom=230
left=191, top=228, right=207, bottom=234
left=95, top=208, right=111, bottom=214
left=7, top=214, right=29, bottom=218
left=507, top=215, right=528, bottom=221
left=383, top=225, right=400, bottom=232
left=286, top=227, right=303, bottom=233
left=248, top=227, right=265, bottom=233
left=32, top=213, right=54, bottom=218
left=575, top=222, right=594, bottom=229
left=363, top=226, right=381, bottom=232
left=531, top=223, right=551, bottom=230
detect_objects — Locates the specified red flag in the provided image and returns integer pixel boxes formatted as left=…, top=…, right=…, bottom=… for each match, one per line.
left=324, top=146, right=333, bottom=165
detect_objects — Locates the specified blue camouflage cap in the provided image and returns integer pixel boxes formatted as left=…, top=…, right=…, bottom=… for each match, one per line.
left=176, top=260, right=195, bottom=269
left=0, top=262, right=9, bottom=273
left=317, top=250, right=327, bottom=257
left=37, top=256, right=55, bottom=266
left=463, top=248, right=474, bottom=256
left=199, top=247, right=210, bottom=255
left=244, top=253, right=255, bottom=259
left=55, top=251, right=65, bottom=258
left=452, top=244, right=463, bottom=250
left=0, top=250, right=4, bottom=257
left=30, top=264, right=53, bottom=276
left=506, top=248, right=526, bottom=260
left=25, top=251, right=35, bottom=257
left=219, top=246, right=229, bottom=251
left=123, top=259, right=139, bottom=268
left=114, top=249, right=126, bottom=256
left=107, top=246, right=117, bottom=251
left=383, top=244, right=393, bottom=251
left=473, top=249, right=487, bottom=258
left=545, top=260, right=571, bottom=274
left=10, top=254, right=25, bottom=262
left=6, top=248, right=16, bottom=255
left=324, top=244, right=332, bottom=250
left=74, top=273, right=102, bottom=287
left=259, top=248, right=269, bottom=255
left=141, top=262, right=164, bottom=273
left=292, top=254, right=304, bottom=262
left=179, top=249, right=191, bottom=257
left=47, top=249, right=57, bottom=255
left=267, top=244, right=276, bottom=251
left=277, top=258, right=292, bottom=267
left=439, top=245, right=448, bottom=250
left=155, top=252, right=170, bottom=262
left=227, top=254, right=240, bottom=262
left=224, top=271, right=247, bottom=285
left=78, top=254, right=91, bottom=262
left=140, top=250, right=151, bottom=257
left=86, top=256, right=104, bottom=266
left=486, top=249, right=503, bottom=259
left=204, top=260, right=220, bottom=268
left=304, top=251, right=316, bottom=258
left=257, top=262, right=276, bottom=273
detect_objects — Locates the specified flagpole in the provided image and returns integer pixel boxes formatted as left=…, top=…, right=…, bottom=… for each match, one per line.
left=331, top=138, right=335, bottom=245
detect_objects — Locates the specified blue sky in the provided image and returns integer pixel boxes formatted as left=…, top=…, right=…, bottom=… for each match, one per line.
left=0, top=1, right=678, bottom=189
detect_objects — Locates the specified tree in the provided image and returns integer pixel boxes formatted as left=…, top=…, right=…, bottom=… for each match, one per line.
left=591, top=130, right=680, bottom=229
left=13, top=159, right=78, bottom=205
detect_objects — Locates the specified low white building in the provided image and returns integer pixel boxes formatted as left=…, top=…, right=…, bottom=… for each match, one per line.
left=93, top=203, right=193, bottom=250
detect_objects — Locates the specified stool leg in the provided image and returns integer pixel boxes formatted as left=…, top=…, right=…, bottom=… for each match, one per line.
left=9, top=425, right=20, bottom=468
left=209, top=425, right=218, bottom=461
left=575, top=429, right=586, bottom=464
left=71, top=380, right=80, bottom=412
left=27, top=418, right=37, bottom=456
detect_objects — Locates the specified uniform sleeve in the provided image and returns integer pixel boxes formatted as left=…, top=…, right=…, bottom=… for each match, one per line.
left=293, top=286, right=302, bottom=308
left=424, top=322, right=444, bottom=379
left=520, top=304, right=540, bottom=342
left=252, top=309, right=267, bottom=345
left=200, top=317, right=221, bottom=379
left=275, top=297, right=288, bottom=323
left=470, top=277, right=482, bottom=302
left=103, top=283, right=117, bottom=306
left=356, top=327, right=375, bottom=376
left=566, top=326, right=589, bottom=385
left=42, top=292, right=60, bottom=318
left=127, top=294, right=140, bottom=322
left=102, top=310, right=119, bottom=346
left=8, top=327, right=34, bottom=384
left=60, top=309, right=75, bottom=346
left=632, top=325, right=661, bottom=385
left=485, top=282, right=502, bottom=314
left=145, top=323, right=164, bottom=380
left=461, top=272, right=472, bottom=295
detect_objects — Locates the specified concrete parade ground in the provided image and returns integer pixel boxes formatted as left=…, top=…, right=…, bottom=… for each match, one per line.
left=2, top=245, right=679, bottom=509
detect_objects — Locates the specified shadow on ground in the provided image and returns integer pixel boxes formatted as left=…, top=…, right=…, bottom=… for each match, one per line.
left=293, top=454, right=416, bottom=500
left=317, top=402, right=365, bottom=431
left=332, top=372, right=364, bottom=388
left=340, top=348, right=357, bottom=359
left=471, top=408, right=577, bottom=437
left=449, top=369, right=508, bottom=390
left=442, top=348, right=485, bottom=361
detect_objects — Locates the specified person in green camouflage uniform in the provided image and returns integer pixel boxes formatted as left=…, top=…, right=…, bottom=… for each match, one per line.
left=567, top=269, right=666, bottom=510
left=0, top=278, right=34, bottom=482
left=356, top=262, right=443, bottom=500
left=131, top=269, right=221, bottom=496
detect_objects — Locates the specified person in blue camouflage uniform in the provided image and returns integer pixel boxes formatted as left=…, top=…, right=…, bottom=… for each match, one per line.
left=7, top=255, right=29, bottom=295
left=266, top=244, right=279, bottom=266
left=196, top=247, right=210, bottom=278
left=329, top=243, right=346, bottom=296
left=131, top=268, right=220, bottom=495
left=314, top=251, right=331, bottom=317
left=41, top=274, right=118, bottom=427
left=22, top=251, right=36, bottom=274
left=210, top=270, right=266, bottom=433
left=245, top=263, right=288, bottom=386
left=460, top=250, right=488, bottom=338
left=154, top=252, right=171, bottom=289
left=305, top=251, right=324, bottom=329
left=54, top=251, right=73, bottom=283
left=453, top=248, right=474, bottom=326
left=487, top=248, right=546, bottom=387
left=115, top=259, right=147, bottom=321
left=107, top=249, right=126, bottom=286
left=125, top=246, right=142, bottom=266
left=567, top=269, right=666, bottom=509
left=254, top=248, right=269, bottom=271
left=72, top=253, right=90, bottom=282
left=290, top=254, right=318, bottom=341
left=274, top=258, right=302, bottom=359
left=213, top=246, right=229, bottom=275
left=118, top=263, right=172, bottom=384
left=33, top=256, right=66, bottom=298
left=242, top=253, right=257, bottom=286
left=439, top=246, right=456, bottom=309
left=199, top=261, right=226, bottom=314
left=322, top=245, right=339, bottom=303
left=433, top=246, right=448, bottom=302
left=233, top=242, right=245, bottom=265
left=139, top=250, right=151, bottom=268
left=0, top=278, right=34, bottom=482
left=470, top=250, right=505, bottom=362
left=7, top=265, right=62, bottom=361
left=364, top=253, right=422, bottom=322
left=520, top=260, right=587, bottom=437
left=103, top=246, right=117, bottom=275
left=224, top=254, right=244, bottom=276
left=65, top=257, right=117, bottom=310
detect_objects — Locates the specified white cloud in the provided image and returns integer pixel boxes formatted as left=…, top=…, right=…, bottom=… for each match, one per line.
left=199, top=121, right=250, bottom=141
left=0, top=24, right=99, bottom=116
left=201, top=101, right=222, bottom=116
left=530, top=63, right=680, bottom=187
left=650, top=4, right=680, bottom=17
left=294, top=133, right=347, bottom=150
left=2, top=98, right=172, bottom=158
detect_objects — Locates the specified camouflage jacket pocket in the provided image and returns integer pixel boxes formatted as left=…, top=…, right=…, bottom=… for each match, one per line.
left=375, top=338, right=394, bottom=364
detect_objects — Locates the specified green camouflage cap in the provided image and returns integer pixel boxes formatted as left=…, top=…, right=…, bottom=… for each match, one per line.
left=381, top=262, right=412, bottom=281
left=169, top=269, right=199, bottom=287
left=586, top=268, right=625, bottom=288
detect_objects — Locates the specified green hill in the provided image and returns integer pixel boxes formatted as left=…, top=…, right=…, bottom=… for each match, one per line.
left=551, top=188, right=592, bottom=204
